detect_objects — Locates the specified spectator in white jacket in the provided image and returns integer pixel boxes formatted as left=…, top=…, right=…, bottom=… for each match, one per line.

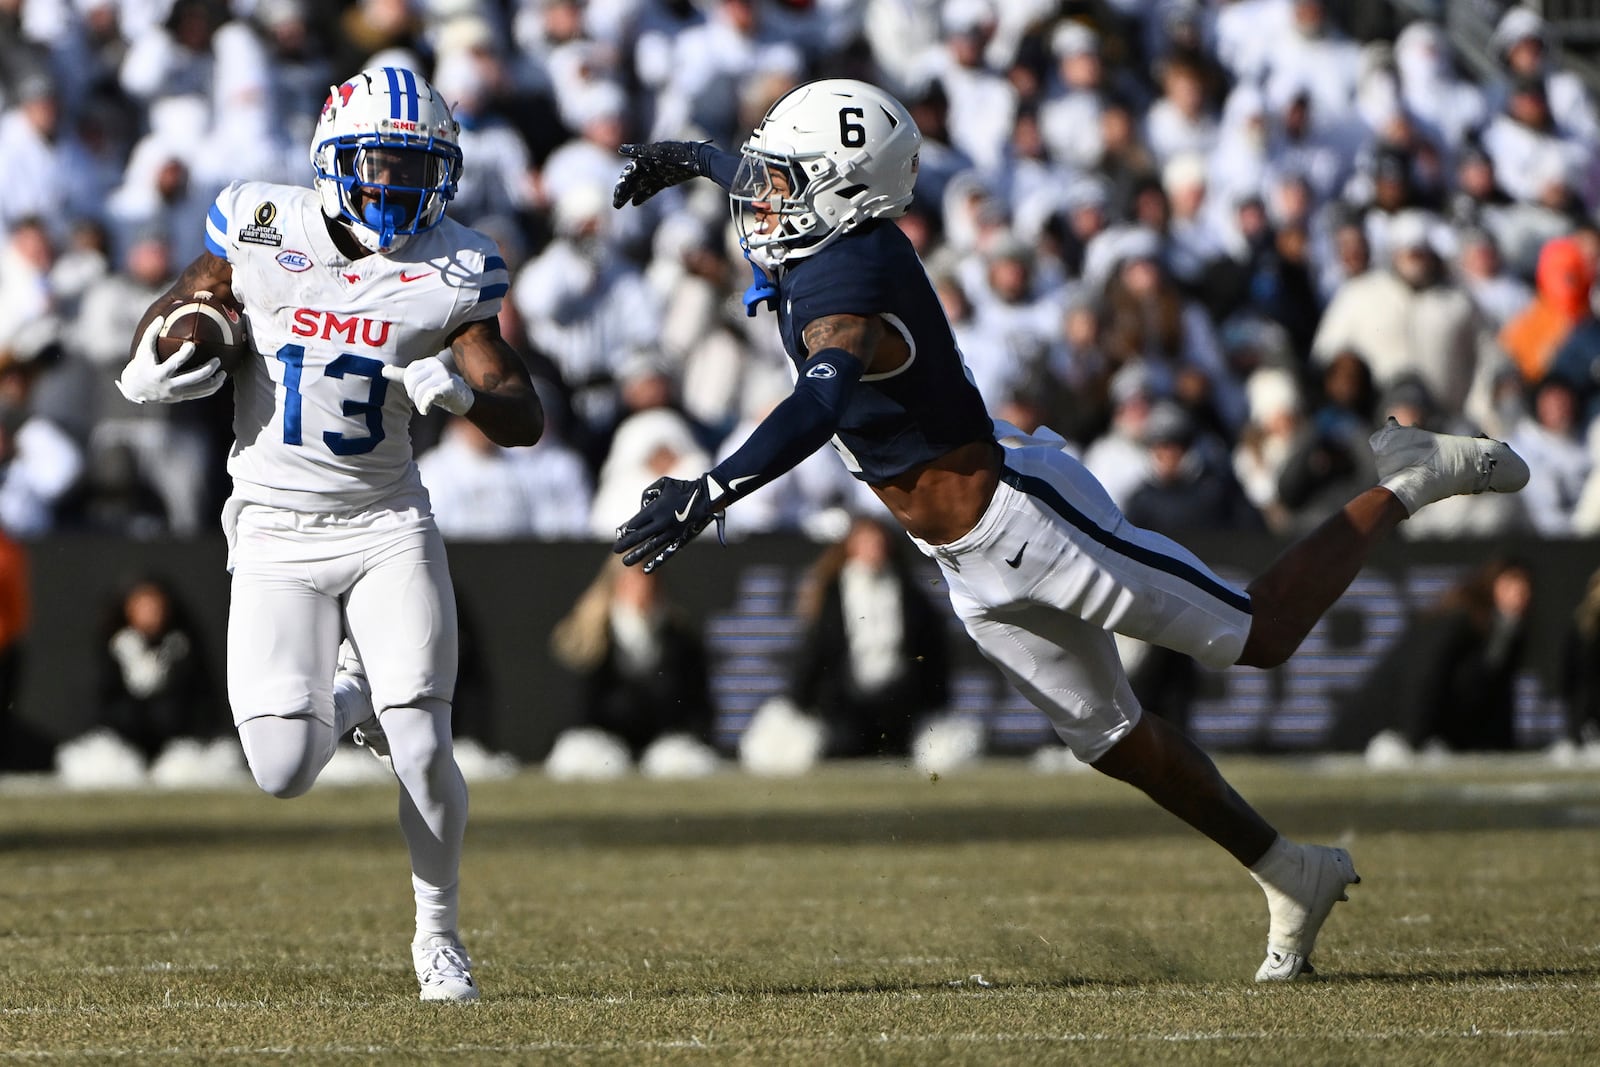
left=0, top=330, right=82, bottom=538
left=1507, top=376, right=1592, bottom=537
left=510, top=184, right=661, bottom=439
left=0, top=73, right=78, bottom=241
left=418, top=415, right=594, bottom=541
left=1490, top=7, right=1600, bottom=144
left=588, top=407, right=710, bottom=539
left=650, top=0, right=803, bottom=144
left=1311, top=210, right=1498, bottom=422
left=1480, top=76, right=1594, bottom=210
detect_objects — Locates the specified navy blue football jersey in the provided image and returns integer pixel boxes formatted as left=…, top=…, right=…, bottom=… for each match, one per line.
left=771, top=221, right=993, bottom=482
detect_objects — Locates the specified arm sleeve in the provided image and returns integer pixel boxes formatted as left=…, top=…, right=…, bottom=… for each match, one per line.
left=706, top=348, right=865, bottom=506
left=692, top=142, right=740, bottom=192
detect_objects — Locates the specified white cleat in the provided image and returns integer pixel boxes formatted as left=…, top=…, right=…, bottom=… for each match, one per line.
left=414, top=934, right=479, bottom=1002
left=1369, top=416, right=1530, bottom=516
left=335, top=641, right=391, bottom=771
left=351, top=719, right=391, bottom=771
left=1252, top=843, right=1360, bottom=982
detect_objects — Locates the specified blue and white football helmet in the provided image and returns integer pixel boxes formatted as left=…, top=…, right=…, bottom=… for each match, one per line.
left=310, top=66, right=463, bottom=254
left=732, top=79, right=921, bottom=271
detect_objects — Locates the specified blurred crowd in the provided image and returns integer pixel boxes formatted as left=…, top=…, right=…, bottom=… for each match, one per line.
left=5, top=0, right=1600, bottom=546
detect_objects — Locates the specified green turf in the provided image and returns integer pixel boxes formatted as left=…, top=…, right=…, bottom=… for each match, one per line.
left=2, top=757, right=1598, bottom=1065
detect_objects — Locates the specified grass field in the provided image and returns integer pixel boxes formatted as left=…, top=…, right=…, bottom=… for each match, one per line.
left=2, top=755, right=1599, bottom=1065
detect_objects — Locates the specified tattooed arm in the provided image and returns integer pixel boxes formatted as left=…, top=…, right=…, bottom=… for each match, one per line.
left=445, top=317, right=545, bottom=448
left=801, top=313, right=896, bottom=371
left=126, top=251, right=235, bottom=363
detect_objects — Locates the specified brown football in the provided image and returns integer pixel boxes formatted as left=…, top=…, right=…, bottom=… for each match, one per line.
left=156, top=290, right=248, bottom=374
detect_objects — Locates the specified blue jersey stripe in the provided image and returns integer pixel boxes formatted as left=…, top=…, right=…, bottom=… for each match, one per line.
left=479, top=282, right=509, bottom=300
left=1000, top=467, right=1253, bottom=614
left=485, top=255, right=507, bottom=272
left=399, top=67, right=419, bottom=122
left=204, top=202, right=229, bottom=260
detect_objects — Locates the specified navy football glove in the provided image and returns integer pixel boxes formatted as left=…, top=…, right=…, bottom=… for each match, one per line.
left=614, top=475, right=723, bottom=573
left=612, top=142, right=704, bottom=208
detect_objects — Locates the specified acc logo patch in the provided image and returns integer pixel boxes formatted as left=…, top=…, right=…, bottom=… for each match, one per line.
left=276, top=249, right=312, bottom=272
left=806, top=363, right=838, bottom=379
left=239, top=202, right=283, bottom=247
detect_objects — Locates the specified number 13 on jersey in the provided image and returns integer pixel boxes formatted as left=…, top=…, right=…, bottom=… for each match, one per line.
left=274, top=343, right=402, bottom=457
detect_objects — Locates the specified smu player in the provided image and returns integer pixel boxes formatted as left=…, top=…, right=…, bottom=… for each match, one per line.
left=116, top=66, right=543, bottom=1001
left=611, top=79, right=1529, bottom=980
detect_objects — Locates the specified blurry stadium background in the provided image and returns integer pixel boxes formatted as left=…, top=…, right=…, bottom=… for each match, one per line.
left=4, top=0, right=1600, bottom=771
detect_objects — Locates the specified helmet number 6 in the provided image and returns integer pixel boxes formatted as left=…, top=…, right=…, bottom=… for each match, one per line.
left=839, top=108, right=866, bottom=148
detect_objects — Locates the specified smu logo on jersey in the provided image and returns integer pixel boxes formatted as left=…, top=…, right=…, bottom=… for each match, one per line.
left=290, top=308, right=393, bottom=347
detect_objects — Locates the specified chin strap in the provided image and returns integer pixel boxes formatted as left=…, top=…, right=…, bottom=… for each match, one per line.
left=741, top=251, right=778, bottom=317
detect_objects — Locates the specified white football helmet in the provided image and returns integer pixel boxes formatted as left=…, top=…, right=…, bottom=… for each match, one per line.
left=310, top=66, right=463, bottom=254
left=732, top=79, right=921, bottom=271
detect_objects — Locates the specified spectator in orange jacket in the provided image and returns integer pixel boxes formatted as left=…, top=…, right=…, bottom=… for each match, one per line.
left=1500, top=235, right=1594, bottom=384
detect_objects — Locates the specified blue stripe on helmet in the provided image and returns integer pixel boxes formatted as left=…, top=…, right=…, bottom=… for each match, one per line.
left=384, top=67, right=402, bottom=119
left=399, top=67, right=419, bottom=122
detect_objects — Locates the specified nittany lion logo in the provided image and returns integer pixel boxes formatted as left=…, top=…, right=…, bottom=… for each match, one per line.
left=806, top=363, right=838, bottom=379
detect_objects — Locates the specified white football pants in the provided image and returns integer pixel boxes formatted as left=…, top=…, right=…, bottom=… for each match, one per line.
left=226, top=496, right=467, bottom=940
left=910, top=442, right=1254, bottom=762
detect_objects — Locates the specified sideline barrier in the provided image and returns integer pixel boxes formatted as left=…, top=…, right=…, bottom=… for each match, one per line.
left=20, top=534, right=1590, bottom=760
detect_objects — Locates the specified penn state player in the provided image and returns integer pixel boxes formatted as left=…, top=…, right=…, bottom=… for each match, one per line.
left=611, top=79, right=1529, bottom=981
left=116, top=66, right=543, bottom=1001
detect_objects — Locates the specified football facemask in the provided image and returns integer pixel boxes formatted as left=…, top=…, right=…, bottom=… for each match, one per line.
left=339, top=144, right=454, bottom=245
left=730, top=150, right=817, bottom=262
left=311, top=67, right=463, bottom=254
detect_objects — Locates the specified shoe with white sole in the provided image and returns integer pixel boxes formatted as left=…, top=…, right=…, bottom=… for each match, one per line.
left=1251, top=842, right=1360, bottom=982
left=334, top=640, right=391, bottom=771
left=351, top=719, right=391, bottom=770
left=1370, top=416, right=1529, bottom=515
left=414, top=934, right=479, bottom=1002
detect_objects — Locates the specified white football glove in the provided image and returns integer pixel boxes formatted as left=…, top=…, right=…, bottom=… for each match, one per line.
left=115, top=315, right=228, bottom=405
left=400, top=356, right=475, bottom=416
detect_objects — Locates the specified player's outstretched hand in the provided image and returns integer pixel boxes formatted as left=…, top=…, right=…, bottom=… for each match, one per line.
left=400, top=356, right=475, bottom=416
left=614, top=474, right=717, bottom=573
left=612, top=142, right=705, bottom=209
left=116, top=315, right=227, bottom=405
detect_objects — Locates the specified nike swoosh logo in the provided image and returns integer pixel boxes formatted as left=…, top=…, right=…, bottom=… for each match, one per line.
left=399, top=271, right=431, bottom=283
left=674, top=488, right=700, bottom=523
left=727, top=475, right=758, bottom=492
left=1005, top=542, right=1028, bottom=568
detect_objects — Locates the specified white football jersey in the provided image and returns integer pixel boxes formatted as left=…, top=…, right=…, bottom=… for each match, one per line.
left=204, top=180, right=508, bottom=512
